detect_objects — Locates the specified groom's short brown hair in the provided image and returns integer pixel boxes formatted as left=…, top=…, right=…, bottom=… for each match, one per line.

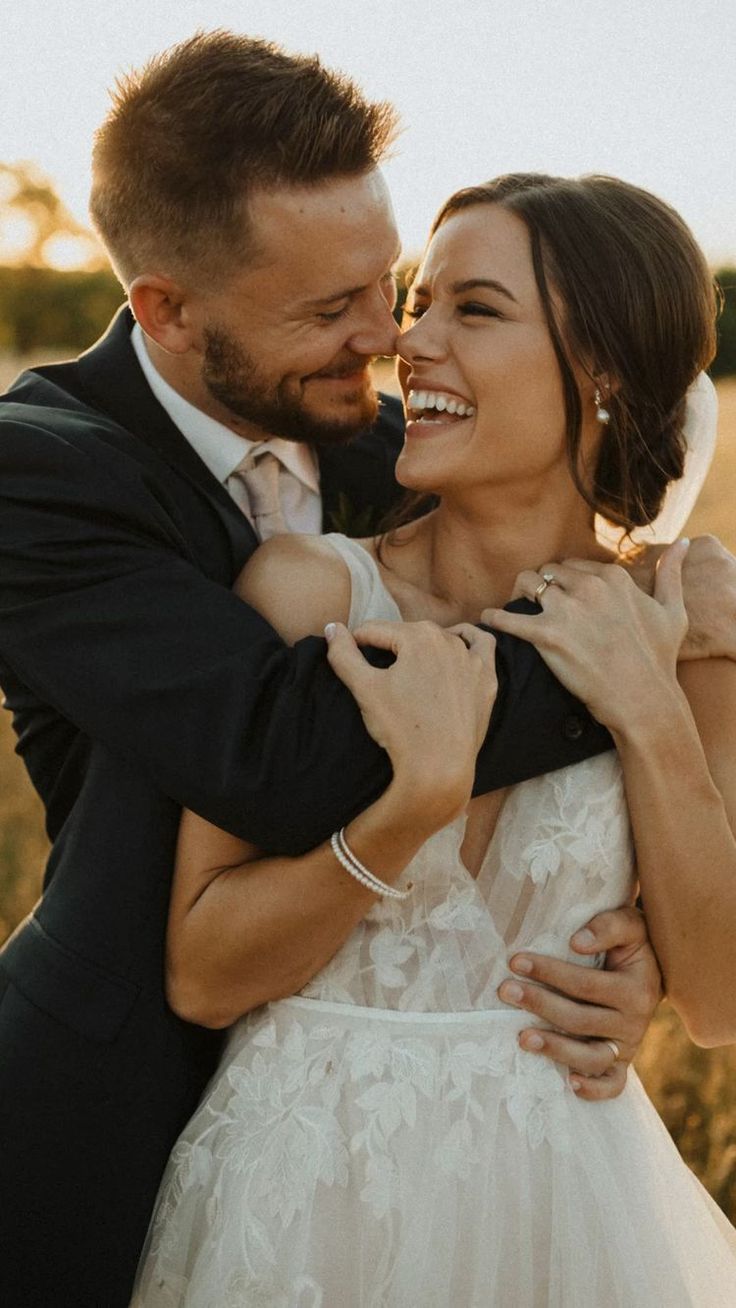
left=90, top=30, right=398, bottom=288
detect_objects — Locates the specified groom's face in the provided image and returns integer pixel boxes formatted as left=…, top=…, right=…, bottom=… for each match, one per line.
left=190, top=169, right=401, bottom=444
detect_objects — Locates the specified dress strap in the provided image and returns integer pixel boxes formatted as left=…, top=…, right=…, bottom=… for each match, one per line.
left=321, top=533, right=402, bottom=628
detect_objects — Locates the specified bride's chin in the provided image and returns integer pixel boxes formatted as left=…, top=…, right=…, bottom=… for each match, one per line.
left=394, top=456, right=444, bottom=496
left=395, top=472, right=443, bottom=496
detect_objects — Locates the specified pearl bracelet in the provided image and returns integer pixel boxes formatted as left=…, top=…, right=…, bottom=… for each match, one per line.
left=330, top=828, right=413, bottom=901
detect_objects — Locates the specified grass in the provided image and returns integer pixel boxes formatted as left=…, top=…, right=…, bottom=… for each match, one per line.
left=1, top=355, right=735, bottom=1219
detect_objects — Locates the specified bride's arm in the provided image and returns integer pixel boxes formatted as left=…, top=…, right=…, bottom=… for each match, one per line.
left=166, top=535, right=496, bottom=1029
left=487, top=544, right=736, bottom=1047
left=615, top=655, right=736, bottom=1046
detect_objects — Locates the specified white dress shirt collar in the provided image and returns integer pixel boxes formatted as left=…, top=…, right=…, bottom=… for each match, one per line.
left=130, top=322, right=319, bottom=492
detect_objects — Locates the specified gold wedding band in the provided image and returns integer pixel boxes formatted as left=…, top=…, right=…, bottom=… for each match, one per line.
left=604, top=1039, right=621, bottom=1062
left=534, top=572, right=557, bottom=601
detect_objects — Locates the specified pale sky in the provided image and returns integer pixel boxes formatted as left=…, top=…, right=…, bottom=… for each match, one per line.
left=2, top=0, right=735, bottom=264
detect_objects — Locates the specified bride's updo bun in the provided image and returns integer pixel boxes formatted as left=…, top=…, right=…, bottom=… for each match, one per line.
left=431, top=174, right=718, bottom=534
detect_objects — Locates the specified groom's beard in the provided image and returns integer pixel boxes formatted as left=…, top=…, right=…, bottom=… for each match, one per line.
left=202, top=325, right=379, bottom=446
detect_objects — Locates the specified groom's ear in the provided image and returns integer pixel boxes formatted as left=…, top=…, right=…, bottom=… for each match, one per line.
left=129, top=275, right=195, bottom=355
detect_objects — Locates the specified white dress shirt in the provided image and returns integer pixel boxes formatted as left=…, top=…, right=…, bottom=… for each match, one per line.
left=131, top=323, right=322, bottom=537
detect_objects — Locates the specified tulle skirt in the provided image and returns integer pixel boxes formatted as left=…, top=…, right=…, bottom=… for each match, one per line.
left=132, top=997, right=736, bottom=1307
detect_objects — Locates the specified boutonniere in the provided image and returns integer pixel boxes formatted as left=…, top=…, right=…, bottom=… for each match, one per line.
left=326, top=492, right=387, bottom=538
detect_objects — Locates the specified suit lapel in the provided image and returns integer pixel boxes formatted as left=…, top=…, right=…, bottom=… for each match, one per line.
left=317, top=396, right=406, bottom=533
left=76, top=309, right=258, bottom=568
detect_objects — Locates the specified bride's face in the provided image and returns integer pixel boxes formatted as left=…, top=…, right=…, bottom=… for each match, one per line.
left=395, top=204, right=598, bottom=499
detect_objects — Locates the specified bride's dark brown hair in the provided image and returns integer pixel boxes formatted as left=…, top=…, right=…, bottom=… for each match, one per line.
left=392, top=173, right=717, bottom=537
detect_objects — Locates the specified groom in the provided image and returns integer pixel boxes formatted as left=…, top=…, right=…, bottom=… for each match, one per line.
left=0, top=31, right=731, bottom=1308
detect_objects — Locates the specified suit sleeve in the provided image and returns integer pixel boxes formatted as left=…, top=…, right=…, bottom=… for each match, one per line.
left=0, top=407, right=611, bottom=856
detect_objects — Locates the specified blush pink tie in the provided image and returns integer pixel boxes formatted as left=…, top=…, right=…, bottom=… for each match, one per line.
left=234, top=450, right=287, bottom=541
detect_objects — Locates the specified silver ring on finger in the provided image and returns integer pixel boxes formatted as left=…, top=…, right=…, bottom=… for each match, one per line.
left=533, top=572, right=558, bottom=601
left=604, top=1039, right=621, bottom=1063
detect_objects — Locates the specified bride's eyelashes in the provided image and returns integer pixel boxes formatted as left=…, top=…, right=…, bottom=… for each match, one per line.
left=402, top=301, right=502, bottom=322
left=457, top=302, right=502, bottom=319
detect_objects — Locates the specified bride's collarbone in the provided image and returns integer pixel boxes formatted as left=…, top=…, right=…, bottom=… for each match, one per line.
left=375, top=564, right=473, bottom=625
left=366, top=532, right=487, bottom=625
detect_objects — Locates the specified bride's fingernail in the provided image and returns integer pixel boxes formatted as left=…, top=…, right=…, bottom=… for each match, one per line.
left=572, top=928, right=596, bottom=950
left=511, top=956, right=533, bottom=975
left=324, top=623, right=337, bottom=641
left=522, top=1032, right=544, bottom=1051
left=569, top=1077, right=582, bottom=1092
left=500, top=981, right=524, bottom=1004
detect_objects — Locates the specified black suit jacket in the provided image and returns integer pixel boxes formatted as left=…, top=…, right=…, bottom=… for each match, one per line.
left=0, top=308, right=611, bottom=1306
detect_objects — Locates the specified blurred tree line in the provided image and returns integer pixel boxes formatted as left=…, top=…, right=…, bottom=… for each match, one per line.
left=1, top=161, right=735, bottom=369
left=714, top=269, right=736, bottom=377
left=0, top=266, right=124, bottom=354
left=3, top=259, right=736, bottom=371
left=0, top=162, right=125, bottom=352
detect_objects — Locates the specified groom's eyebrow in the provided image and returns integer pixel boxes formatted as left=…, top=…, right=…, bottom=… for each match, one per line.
left=451, top=278, right=518, bottom=303
left=307, top=245, right=403, bottom=307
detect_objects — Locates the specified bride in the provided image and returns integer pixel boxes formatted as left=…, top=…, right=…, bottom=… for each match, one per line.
left=133, top=174, right=736, bottom=1305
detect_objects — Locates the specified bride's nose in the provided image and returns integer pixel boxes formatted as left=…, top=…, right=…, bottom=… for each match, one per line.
left=396, top=311, right=447, bottom=369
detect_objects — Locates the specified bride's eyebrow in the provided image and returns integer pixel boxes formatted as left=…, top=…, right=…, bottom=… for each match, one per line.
left=409, top=276, right=518, bottom=304
left=451, top=278, right=518, bottom=303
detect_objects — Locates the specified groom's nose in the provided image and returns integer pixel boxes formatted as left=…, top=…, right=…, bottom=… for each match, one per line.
left=346, top=287, right=400, bottom=358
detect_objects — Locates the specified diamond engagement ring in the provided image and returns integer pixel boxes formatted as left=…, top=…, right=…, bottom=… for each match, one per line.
left=534, top=572, right=557, bottom=601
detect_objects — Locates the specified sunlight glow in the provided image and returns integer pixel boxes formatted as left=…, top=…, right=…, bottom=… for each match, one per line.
left=42, top=233, right=100, bottom=271
left=0, top=214, right=36, bottom=263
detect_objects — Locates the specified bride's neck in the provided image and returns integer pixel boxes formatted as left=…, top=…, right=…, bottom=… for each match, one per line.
left=404, top=480, right=611, bottom=618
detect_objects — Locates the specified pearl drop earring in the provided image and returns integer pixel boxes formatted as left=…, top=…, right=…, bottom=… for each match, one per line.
left=594, top=388, right=610, bottom=424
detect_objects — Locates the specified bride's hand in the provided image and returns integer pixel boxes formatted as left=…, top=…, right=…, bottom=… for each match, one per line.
left=325, top=618, right=497, bottom=824
left=480, top=540, right=689, bottom=737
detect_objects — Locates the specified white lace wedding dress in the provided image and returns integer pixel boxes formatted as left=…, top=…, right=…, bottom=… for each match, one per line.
left=133, top=533, right=736, bottom=1307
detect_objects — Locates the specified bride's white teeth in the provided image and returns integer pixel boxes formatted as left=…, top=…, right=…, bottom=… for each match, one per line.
left=407, top=388, right=476, bottom=419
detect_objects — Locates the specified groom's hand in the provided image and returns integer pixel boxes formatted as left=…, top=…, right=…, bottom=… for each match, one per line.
left=625, top=535, right=736, bottom=661
left=497, top=906, right=662, bottom=1101
left=678, top=535, right=736, bottom=661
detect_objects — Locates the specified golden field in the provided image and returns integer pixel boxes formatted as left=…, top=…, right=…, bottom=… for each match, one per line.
left=1, top=359, right=735, bottom=1218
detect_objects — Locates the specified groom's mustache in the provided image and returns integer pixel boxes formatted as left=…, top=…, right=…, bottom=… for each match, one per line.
left=308, top=353, right=378, bottom=380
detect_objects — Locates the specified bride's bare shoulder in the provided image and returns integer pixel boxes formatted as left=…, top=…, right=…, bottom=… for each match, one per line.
left=233, top=534, right=352, bottom=644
